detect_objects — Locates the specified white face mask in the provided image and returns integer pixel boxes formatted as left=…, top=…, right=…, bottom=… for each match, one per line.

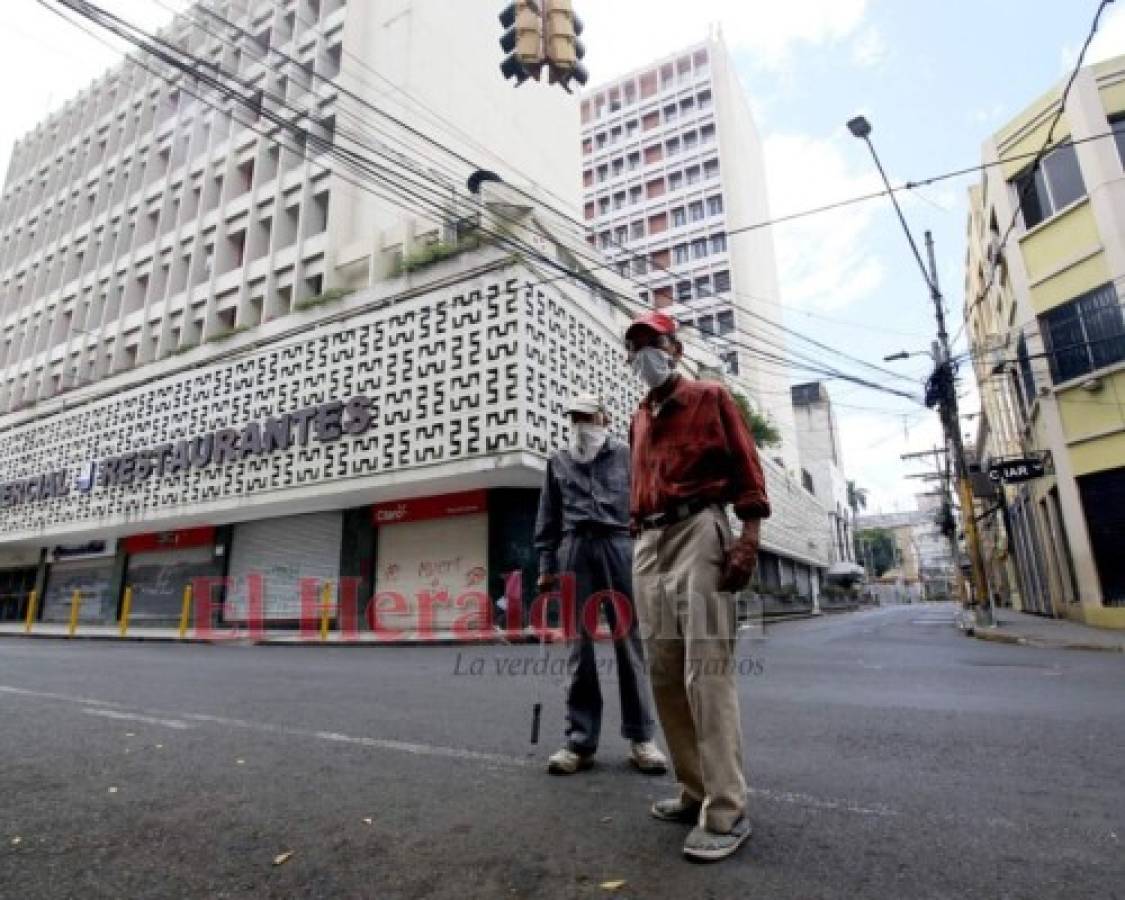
left=630, top=347, right=674, bottom=390
left=569, top=423, right=608, bottom=462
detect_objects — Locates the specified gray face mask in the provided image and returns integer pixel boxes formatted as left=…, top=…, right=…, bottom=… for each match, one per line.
left=630, top=347, right=674, bottom=390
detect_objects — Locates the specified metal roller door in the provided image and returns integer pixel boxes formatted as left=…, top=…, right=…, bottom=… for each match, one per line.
left=226, top=513, right=343, bottom=622
left=375, top=512, right=489, bottom=635
left=126, top=545, right=223, bottom=624
left=42, top=558, right=117, bottom=624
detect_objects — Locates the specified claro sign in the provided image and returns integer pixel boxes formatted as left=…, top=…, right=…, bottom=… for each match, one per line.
left=0, top=395, right=373, bottom=509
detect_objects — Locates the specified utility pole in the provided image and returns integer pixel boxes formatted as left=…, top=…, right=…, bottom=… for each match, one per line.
left=924, top=231, right=990, bottom=617
left=902, top=446, right=962, bottom=604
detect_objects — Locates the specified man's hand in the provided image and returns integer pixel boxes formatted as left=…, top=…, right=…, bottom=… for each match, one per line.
left=537, top=573, right=557, bottom=592
left=720, top=519, right=761, bottom=593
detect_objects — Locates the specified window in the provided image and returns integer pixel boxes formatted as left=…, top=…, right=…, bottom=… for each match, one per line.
left=691, top=238, right=708, bottom=259
left=627, top=152, right=641, bottom=171
left=698, top=314, right=715, bottom=336
left=599, top=232, right=612, bottom=250
left=630, top=220, right=645, bottom=240
left=683, top=131, right=698, bottom=151
left=676, top=280, right=692, bottom=301
left=714, top=270, right=731, bottom=292
left=1012, top=142, right=1086, bottom=229
left=669, top=172, right=683, bottom=191
left=685, top=166, right=701, bottom=185
left=666, top=137, right=681, bottom=157
left=707, top=195, right=724, bottom=216
left=695, top=276, right=711, bottom=297
left=632, top=257, right=647, bottom=276
left=1113, top=115, right=1125, bottom=168
left=721, top=350, right=739, bottom=375
left=673, top=244, right=690, bottom=265
left=629, top=186, right=643, bottom=205
left=672, top=207, right=687, bottom=228
left=612, top=158, right=624, bottom=177
left=704, top=159, right=720, bottom=179
left=1040, top=282, right=1125, bottom=382
left=710, top=232, right=728, bottom=254
left=689, top=201, right=705, bottom=222
left=598, top=198, right=610, bottom=215
left=597, top=165, right=608, bottom=182
left=717, top=310, right=734, bottom=333
left=701, top=124, right=716, bottom=144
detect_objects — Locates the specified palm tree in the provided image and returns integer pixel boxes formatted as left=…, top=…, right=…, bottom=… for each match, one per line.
left=847, top=481, right=869, bottom=518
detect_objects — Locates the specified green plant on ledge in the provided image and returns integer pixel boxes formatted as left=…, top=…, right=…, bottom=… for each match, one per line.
left=294, top=287, right=355, bottom=312
left=169, top=341, right=199, bottom=356
left=207, top=324, right=252, bottom=343
left=391, top=233, right=484, bottom=276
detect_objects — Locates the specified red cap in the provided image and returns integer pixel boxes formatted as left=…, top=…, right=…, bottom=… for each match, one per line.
left=625, top=311, right=678, bottom=343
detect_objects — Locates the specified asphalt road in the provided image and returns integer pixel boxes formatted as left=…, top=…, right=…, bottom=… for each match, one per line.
left=1, top=603, right=1123, bottom=899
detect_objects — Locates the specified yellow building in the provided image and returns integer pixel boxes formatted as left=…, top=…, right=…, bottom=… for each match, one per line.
left=964, top=54, right=1125, bottom=629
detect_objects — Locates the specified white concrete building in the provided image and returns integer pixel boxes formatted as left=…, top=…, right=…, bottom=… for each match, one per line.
left=790, top=381, right=856, bottom=572
left=0, top=3, right=835, bottom=633
left=0, top=0, right=579, bottom=414
left=579, top=34, right=801, bottom=473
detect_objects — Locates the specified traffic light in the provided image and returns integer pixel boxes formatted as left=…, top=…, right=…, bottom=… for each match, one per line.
left=499, top=1, right=544, bottom=86
left=543, top=0, right=588, bottom=92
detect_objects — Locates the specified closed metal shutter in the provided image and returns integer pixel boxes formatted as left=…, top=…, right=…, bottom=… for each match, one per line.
left=42, top=558, right=116, bottom=624
left=227, top=513, right=343, bottom=621
left=375, top=513, right=489, bottom=635
left=126, top=546, right=222, bottom=624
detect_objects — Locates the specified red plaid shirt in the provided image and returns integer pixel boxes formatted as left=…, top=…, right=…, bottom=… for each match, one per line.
left=629, top=376, right=771, bottom=524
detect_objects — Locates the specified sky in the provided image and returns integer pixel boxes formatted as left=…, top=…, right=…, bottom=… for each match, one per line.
left=2, top=1, right=1124, bottom=514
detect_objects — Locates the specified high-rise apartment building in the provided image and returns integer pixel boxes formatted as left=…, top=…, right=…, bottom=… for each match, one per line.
left=579, top=35, right=800, bottom=472
left=964, top=53, right=1125, bottom=628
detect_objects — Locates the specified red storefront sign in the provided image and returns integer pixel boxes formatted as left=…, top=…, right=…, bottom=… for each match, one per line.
left=372, top=490, right=489, bottom=526
left=123, top=526, right=216, bottom=554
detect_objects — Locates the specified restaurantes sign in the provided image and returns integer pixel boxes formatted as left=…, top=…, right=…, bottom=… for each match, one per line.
left=0, top=395, right=373, bottom=509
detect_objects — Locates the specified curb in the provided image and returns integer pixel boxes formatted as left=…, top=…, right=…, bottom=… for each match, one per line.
left=969, top=630, right=1124, bottom=653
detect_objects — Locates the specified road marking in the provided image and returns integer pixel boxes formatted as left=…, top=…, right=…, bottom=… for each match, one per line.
left=82, top=709, right=192, bottom=730
left=749, top=787, right=897, bottom=817
left=0, top=684, right=123, bottom=708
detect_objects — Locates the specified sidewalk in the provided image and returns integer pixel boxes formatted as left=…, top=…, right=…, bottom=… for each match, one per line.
left=0, top=622, right=528, bottom=647
left=962, top=609, right=1125, bottom=653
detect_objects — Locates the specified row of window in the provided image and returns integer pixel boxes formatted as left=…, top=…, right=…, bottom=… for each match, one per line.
left=581, top=49, right=710, bottom=124
left=638, top=270, right=732, bottom=305
left=671, top=233, right=729, bottom=265
left=591, top=195, right=725, bottom=249
left=582, top=90, right=714, bottom=156
left=587, top=159, right=721, bottom=219
left=584, top=123, right=717, bottom=187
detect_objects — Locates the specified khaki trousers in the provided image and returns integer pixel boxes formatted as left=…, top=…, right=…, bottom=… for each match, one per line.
left=633, top=505, right=746, bottom=833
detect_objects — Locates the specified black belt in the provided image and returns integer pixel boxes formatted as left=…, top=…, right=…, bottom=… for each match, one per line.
left=569, top=522, right=630, bottom=538
left=637, top=498, right=713, bottom=532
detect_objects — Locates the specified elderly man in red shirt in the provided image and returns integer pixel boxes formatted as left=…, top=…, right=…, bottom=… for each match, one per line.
left=625, top=311, right=770, bottom=863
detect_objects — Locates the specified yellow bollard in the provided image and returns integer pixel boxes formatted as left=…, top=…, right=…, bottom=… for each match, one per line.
left=178, top=584, right=193, bottom=639
left=320, top=582, right=333, bottom=642
left=68, top=590, right=81, bottom=638
left=119, top=586, right=134, bottom=638
left=24, top=590, right=38, bottom=634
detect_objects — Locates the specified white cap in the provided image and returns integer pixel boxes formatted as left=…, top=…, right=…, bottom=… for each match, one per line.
left=566, top=393, right=605, bottom=417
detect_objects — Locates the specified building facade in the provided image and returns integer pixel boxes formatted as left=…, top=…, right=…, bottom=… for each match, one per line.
left=964, top=53, right=1125, bottom=629
left=790, top=381, right=857, bottom=574
left=578, top=34, right=801, bottom=473
left=0, top=2, right=835, bottom=632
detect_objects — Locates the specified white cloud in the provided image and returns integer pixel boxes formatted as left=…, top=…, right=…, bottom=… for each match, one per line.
left=851, top=26, right=888, bottom=69
left=838, top=409, right=945, bottom=515
left=1061, top=2, right=1125, bottom=71
left=580, top=0, right=870, bottom=79
left=763, top=130, right=887, bottom=313
left=0, top=0, right=179, bottom=182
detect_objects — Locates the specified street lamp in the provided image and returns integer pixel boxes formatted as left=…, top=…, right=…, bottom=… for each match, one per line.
left=846, top=115, right=872, bottom=139
left=883, top=350, right=932, bottom=362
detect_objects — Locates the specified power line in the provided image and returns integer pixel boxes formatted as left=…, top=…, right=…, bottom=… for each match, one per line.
left=38, top=0, right=925, bottom=407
